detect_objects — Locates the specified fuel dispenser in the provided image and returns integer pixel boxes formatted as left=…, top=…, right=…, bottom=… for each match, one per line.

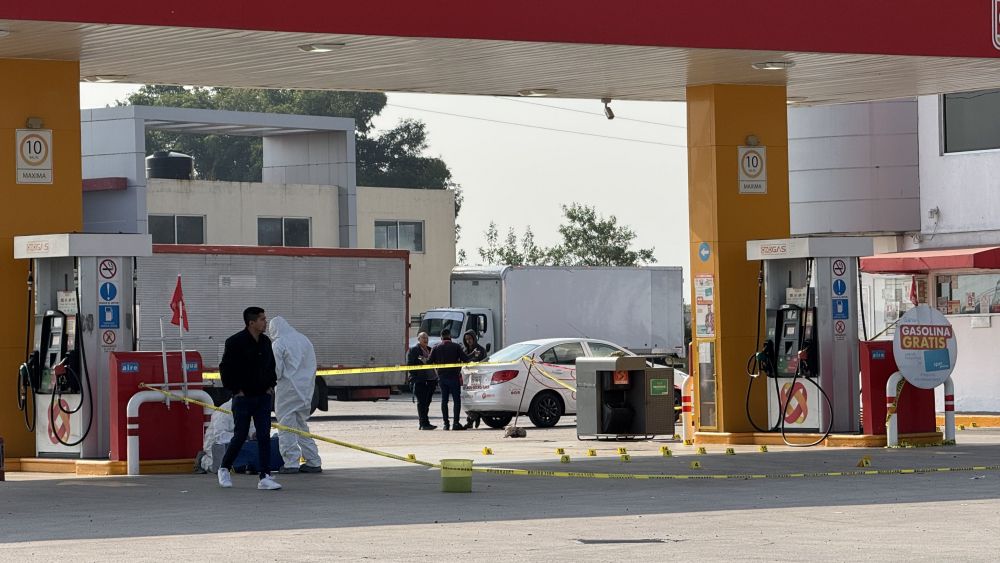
left=14, top=233, right=151, bottom=458
left=745, top=237, right=873, bottom=444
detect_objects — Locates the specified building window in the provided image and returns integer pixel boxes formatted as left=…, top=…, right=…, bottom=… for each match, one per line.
left=148, top=214, right=205, bottom=244
left=943, top=89, right=1000, bottom=153
left=935, top=273, right=1000, bottom=315
left=258, top=217, right=311, bottom=247
left=374, top=220, right=423, bottom=252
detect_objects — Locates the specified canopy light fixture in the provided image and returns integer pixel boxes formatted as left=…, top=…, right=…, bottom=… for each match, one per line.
left=751, top=60, right=795, bottom=71
left=298, top=43, right=347, bottom=53
left=0, top=30, right=10, bottom=39
left=517, top=88, right=558, bottom=97
left=81, top=75, right=129, bottom=83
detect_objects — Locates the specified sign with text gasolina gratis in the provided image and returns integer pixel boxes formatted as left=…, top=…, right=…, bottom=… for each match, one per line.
left=892, top=305, right=958, bottom=389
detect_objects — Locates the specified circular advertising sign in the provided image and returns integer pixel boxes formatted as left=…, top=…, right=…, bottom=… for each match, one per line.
left=892, top=305, right=958, bottom=389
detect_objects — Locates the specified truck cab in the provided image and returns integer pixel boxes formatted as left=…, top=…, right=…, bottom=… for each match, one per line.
left=410, top=308, right=495, bottom=353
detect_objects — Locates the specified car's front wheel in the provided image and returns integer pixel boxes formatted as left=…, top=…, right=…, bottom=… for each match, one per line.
left=528, top=391, right=564, bottom=428
left=480, top=414, right=514, bottom=429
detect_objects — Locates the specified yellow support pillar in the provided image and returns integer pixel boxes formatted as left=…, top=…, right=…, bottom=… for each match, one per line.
left=686, top=84, right=789, bottom=435
left=0, top=60, right=83, bottom=457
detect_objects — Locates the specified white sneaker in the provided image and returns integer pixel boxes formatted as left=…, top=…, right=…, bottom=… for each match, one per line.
left=257, top=474, right=282, bottom=490
left=217, top=468, right=233, bottom=488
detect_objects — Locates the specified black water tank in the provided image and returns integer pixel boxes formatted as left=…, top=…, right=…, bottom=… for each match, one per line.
left=145, top=150, right=194, bottom=180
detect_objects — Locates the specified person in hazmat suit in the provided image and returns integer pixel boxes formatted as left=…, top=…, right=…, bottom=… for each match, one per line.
left=267, top=316, right=323, bottom=474
left=197, top=399, right=257, bottom=473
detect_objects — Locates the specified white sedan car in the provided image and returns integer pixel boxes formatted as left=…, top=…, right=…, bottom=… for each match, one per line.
left=461, top=337, right=633, bottom=429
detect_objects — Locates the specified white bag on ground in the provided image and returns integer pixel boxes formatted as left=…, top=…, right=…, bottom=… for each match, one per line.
left=198, top=399, right=257, bottom=473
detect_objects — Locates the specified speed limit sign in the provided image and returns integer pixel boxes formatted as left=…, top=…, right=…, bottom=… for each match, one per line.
left=738, top=146, right=767, bottom=194
left=16, top=129, right=53, bottom=184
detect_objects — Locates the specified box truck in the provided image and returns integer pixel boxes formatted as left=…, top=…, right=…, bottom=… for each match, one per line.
left=413, top=266, right=684, bottom=357
left=136, top=245, right=409, bottom=409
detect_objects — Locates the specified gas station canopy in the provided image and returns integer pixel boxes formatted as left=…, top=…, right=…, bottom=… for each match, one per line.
left=6, top=0, right=999, bottom=458
left=2, top=2, right=1000, bottom=101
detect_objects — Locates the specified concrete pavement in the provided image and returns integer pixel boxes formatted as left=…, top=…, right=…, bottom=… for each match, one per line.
left=2, top=396, right=998, bottom=561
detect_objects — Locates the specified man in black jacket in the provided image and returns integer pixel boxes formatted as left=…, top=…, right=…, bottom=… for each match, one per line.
left=429, top=329, right=470, bottom=430
left=407, top=331, right=436, bottom=430
left=217, top=306, right=282, bottom=490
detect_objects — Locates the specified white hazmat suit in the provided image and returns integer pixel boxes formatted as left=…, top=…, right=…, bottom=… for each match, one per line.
left=267, top=316, right=322, bottom=471
left=199, top=399, right=257, bottom=473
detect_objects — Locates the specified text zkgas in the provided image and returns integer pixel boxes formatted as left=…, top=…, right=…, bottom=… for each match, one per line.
left=899, top=324, right=954, bottom=350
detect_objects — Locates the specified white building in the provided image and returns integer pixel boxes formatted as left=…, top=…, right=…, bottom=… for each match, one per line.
left=789, top=93, right=1000, bottom=412
left=146, top=179, right=455, bottom=318
left=81, top=106, right=456, bottom=321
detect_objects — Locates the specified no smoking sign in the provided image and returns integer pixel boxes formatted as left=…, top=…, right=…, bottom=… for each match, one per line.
left=832, top=259, right=847, bottom=277
left=99, top=259, right=118, bottom=280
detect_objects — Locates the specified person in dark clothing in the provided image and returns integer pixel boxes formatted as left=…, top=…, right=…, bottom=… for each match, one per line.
left=462, top=330, right=488, bottom=429
left=217, top=307, right=282, bottom=490
left=407, top=331, right=437, bottom=430
left=429, top=329, right=470, bottom=430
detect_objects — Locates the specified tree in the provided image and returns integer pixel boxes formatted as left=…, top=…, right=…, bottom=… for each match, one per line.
left=547, top=203, right=656, bottom=267
left=478, top=222, right=548, bottom=266
left=476, top=203, right=655, bottom=267
left=121, top=86, right=453, bottom=188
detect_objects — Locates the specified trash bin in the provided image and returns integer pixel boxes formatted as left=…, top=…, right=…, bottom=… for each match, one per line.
left=576, top=356, right=675, bottom=439
left=440, top=459, right=473, bottom=493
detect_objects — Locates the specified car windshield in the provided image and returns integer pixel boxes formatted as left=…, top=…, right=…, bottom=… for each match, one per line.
left=419, top=314, right=465, bottom=338
left=487, top=343, right=539, bottom=363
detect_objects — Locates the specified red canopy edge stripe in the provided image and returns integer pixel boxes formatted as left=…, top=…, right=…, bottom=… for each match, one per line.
left=1, top=1, right=999, bottom=59
left=860, top=246, right=1000, bottom=274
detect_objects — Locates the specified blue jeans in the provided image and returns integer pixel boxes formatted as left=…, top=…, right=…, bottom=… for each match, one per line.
left=221, top=394, right=272, bottom=478
left=439, top=377, right=461, bottom=425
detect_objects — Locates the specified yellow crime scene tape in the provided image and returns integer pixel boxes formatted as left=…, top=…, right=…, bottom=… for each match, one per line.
left=139, top=383, right=435, bottom=469
left=207, top=357, right=673, bottom=410
left=525, top=357, right=578, bottom=393
left=142, top=384, right=1000, bottom=482
left=202, top=361, right=507, bottom=380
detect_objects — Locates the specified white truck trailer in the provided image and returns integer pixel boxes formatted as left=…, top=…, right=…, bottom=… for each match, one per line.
left=136, top=245, right=410, bottom=409
left=414, top=266, right=685, bottom=357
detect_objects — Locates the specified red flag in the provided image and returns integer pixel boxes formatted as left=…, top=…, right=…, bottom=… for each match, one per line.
left=909, top=276, right=919, bottom=306
left=170, top=275, right=189, bottom=331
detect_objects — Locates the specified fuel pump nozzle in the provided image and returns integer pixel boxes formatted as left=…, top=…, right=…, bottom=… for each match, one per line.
left=796, top=344, right=812, bottom=377
left=754, top=340, right=776, bottom=378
